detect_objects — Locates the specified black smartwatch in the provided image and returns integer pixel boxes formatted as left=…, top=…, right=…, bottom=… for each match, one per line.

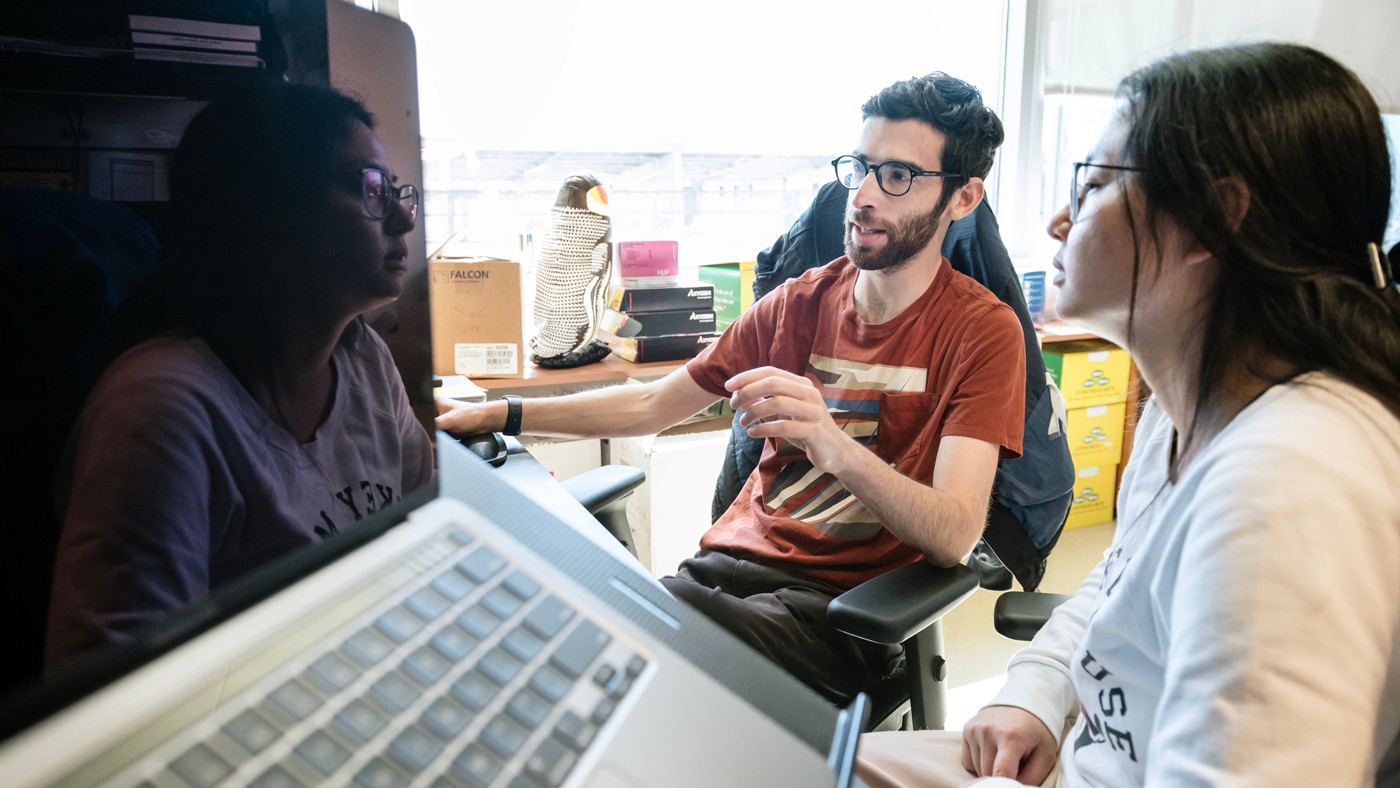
left=501, top=394, right=523, bottom=436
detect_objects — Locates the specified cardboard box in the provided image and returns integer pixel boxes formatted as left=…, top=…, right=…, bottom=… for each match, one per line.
left=608, top=283, right=714, bottom=313
left=600, top=307, right=717, bottom=338
left=600, top=330, right=720, bottom=363
left=1043, top=340, right=1133, bottom=408
left=617, top=240, right=679, bottom=287
left=428, top=256, right=524, bottom=378
left=1066, top=463, right=1118, bottom=529
left=1065, top=401, right=1127, bottom=468
left=698, top=260, right=756, bottom=331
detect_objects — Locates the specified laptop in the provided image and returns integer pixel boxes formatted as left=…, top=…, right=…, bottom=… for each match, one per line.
left=0, top=432, right=865, bottom=787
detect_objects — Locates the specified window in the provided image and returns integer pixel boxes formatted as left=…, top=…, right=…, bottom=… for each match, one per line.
left=398, top=1, right=1011, bottom=277
left=1386, top=115, right=1400, bottom=252
left=1032, top=102, right=1400, bottom=264
left=1016, top=3, right=1400, bottom=273
left=1033, top=91, right=1115, bottom=258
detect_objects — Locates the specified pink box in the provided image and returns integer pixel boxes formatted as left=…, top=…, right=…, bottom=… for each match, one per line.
left=617, top=240, right=679, bottom=285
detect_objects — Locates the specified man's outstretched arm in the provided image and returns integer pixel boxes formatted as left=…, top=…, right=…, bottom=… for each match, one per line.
left=436, top=366, right=721, bottom=440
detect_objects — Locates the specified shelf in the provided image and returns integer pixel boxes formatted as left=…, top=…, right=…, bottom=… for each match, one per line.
left=0, top=52, right=278, bottom=101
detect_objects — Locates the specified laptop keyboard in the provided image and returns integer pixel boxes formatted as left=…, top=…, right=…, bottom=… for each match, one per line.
left=128, top=526, right=649, bottom=788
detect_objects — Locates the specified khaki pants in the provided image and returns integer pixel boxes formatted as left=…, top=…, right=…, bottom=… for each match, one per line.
left=857, top=729, right=1064, bottom=788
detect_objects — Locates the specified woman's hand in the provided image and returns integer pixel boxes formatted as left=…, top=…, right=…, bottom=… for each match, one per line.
left=961, top=705, right=1059, bottom=785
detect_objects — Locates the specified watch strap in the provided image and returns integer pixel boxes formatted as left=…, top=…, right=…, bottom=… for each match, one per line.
left=502, top=394, right=523, bottom=436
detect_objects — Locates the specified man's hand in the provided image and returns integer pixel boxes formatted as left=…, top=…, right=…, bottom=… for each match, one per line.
left=726, top=367, right=855, bottom=473
left=435, top=396, right=504, bottom=436
left=729, top=366, right=997, bottom=565
left=961, top=705, right=1058, bottom=785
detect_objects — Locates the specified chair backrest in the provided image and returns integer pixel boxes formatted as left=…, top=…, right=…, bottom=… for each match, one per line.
left=0, top=188, right=163, bottom=695
left=711, top=181, right=1076, bottom=590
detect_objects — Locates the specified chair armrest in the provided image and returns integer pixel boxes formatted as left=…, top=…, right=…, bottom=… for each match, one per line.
left=828, top=562, right=979, bottom=645
left=560, top=465, right=646, bottom=515
left=993, top=591, right=1073, bottom=641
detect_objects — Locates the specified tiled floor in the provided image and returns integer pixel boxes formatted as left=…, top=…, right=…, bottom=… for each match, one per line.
left=940, top=521, right=1115, bottom=729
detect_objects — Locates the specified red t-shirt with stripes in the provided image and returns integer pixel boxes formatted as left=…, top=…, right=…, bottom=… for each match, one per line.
left=685, top=255, right=1024, bottom=590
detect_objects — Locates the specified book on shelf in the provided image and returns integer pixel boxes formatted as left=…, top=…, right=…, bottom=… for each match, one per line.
left=599, top=330, right=720, bottom=363
left=600, top=307, right=717, bottom=339
left=128, top=14, right=261, bottom=42
left=133, top=47, right=261, bottom=68
left=130, top=31, right=259, bottom=53
left=607, top=283, right=714, bottom=313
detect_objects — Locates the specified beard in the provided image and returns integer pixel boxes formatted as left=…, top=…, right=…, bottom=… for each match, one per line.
left=844, top=202, right=944, bottom=272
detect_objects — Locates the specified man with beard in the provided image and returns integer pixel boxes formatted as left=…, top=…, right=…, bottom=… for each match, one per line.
left=437, top=73, right=1024, bottom=704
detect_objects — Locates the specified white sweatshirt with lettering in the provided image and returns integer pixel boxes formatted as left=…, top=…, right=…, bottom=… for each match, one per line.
left=981, top=373, right=1400, bottom=787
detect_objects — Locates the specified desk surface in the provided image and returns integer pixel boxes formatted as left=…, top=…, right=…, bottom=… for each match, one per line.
left=473, top=354, right=688, bottom=395
left=1038, top=320, right=1100, bottom=343
left=470, top=320, right=1102, bottom=396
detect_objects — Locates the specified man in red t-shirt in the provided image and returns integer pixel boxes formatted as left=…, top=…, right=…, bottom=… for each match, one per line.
left=438, top=72, right=1025, bottom=703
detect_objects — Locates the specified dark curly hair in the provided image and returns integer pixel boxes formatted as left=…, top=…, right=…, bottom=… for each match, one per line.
left=861, top=72, right=1005, bottom=214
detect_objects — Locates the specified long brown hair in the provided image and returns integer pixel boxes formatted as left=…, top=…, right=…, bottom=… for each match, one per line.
left=1116, top=42, right=1399, bottom=477
left=110, top=81, right=375, bottom=357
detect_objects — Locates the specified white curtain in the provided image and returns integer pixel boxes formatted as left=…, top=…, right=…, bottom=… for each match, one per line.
left=1038, top=0, right=1400, bottom=112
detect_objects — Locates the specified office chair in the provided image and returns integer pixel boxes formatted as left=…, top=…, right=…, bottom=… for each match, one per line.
left=828, top=560, right=979, bottom=730
left=826, top=581, right=1072, bottom=731
left=993, top=591, right=1074, bottom=641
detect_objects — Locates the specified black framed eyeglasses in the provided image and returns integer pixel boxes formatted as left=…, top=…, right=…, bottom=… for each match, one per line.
left=1070, top=161, right=1145, bottom=221
left=336, top=168, right=419, bottom=220
left=831, top=154, right=961, bottom=197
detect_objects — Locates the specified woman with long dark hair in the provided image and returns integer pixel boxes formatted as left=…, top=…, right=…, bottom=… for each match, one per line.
left=859, top=41, right=1400, bottom=787
left=46, top=82, right=434, bottom=669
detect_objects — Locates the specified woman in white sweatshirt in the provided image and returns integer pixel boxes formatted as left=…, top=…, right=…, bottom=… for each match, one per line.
left=857, top=41, right=1400, bottom=788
